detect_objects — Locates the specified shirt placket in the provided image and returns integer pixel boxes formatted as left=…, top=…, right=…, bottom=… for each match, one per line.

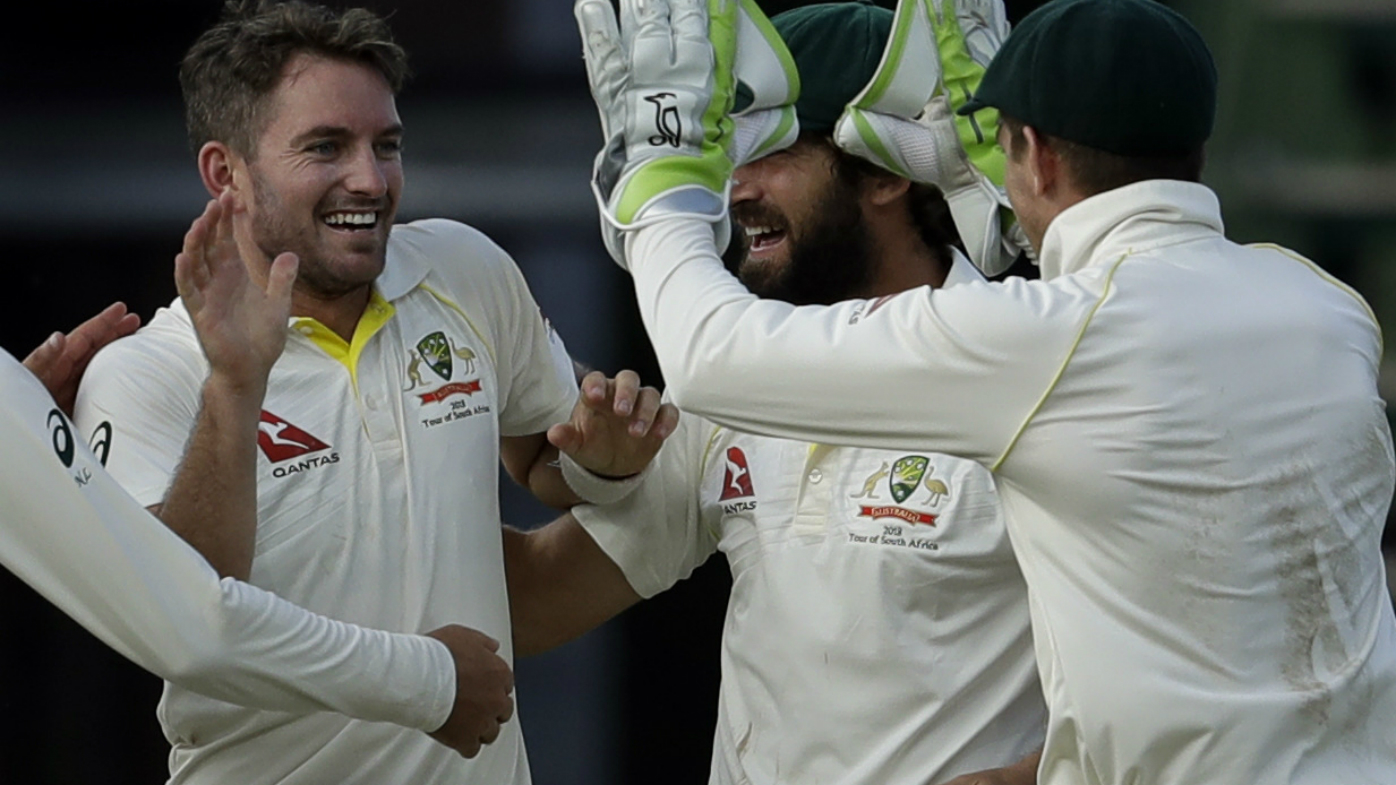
left=792, top=443, right=835, bottom=534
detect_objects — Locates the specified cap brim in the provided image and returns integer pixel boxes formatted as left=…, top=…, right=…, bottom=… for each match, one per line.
left=957, top=96, right=990, bottom=116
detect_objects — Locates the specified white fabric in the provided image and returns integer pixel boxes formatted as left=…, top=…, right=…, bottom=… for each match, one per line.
left=75, top=219, right=578, bottom=785
left=0, top=350, right=453, bottom=731
left=624, top=180, right=1396, bottom=784
left=577, top=253, right=1046, bottom=784
left=558, top=449, right=648, bottom=505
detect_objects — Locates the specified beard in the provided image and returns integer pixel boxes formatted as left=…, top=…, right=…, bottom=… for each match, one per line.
left=249, top=168, right=391, bottom=298
left=729, top=173, right=876, bottom=306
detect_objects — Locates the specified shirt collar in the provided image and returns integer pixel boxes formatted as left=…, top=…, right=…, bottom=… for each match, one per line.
left=1036, top=180, right=1225, bottom=280
left=375, top=231, right=430, bottom=302
left=943, top=247, right=987, bottom=288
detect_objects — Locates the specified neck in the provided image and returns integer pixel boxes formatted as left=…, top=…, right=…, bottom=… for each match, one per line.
left=292, top=286, right=373, bottom=343
left=866, top=230, right=949, bottom=297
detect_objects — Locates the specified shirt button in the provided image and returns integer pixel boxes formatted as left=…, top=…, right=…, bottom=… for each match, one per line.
left=808, top=469, right=823, bottom=483
left=298, top=325, right=315, bottom=336
left=364, top=395, right=377, bottom=410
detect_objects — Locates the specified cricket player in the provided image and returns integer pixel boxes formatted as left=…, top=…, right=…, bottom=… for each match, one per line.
left=508, top=3, right=1044, bottom=784
left=71, top=2, right=669, bottom=783
left=575, top=0, right=1396, bottom=782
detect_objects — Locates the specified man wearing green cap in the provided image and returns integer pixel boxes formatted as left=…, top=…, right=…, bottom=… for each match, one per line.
left=579, top=0, right=1396, bottom=782
left=505, top=2, right=1049, bottom=783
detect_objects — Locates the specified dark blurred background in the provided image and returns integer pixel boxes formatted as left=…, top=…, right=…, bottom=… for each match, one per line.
left=1, top=0, right=1393, bottom=782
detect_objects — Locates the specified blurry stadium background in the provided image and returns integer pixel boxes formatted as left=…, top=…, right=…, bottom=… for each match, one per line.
left=1, top=0, right=1393, bottom=782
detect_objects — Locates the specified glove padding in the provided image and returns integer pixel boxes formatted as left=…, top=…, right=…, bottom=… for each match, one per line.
left=578, top=0, right=798, bottom=270
left=832, top=0, right=1029, bottom=276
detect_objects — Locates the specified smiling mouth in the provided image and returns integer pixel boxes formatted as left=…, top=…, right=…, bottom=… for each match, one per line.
left=322, top=210, right=379, bottom=231
left=743, top=224, right=787, bottom=254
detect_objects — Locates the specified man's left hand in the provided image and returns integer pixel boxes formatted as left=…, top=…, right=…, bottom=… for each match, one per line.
left=23, top=302, right=142, bottom=415
left=548, top=370, right=679, bottom=479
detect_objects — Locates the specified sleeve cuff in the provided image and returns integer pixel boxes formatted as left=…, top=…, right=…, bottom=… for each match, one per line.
left=559, top=451, right=649, bottom=505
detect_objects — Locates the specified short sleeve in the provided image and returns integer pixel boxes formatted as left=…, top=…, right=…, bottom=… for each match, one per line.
left=573, top=408, right=721, bottom=598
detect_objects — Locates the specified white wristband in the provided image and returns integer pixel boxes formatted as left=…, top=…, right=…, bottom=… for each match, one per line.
left=558, top=451, right=647, bottom=505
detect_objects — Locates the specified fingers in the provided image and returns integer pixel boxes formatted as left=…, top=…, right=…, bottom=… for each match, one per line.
left=175, top=199, right=219, bottom=305
left=612, top=369, right=640, bottom=417
left=64, top=302, right=140, bottom=363
left=21, top=331, right=64, bottom=378
left=579, top=370, right=610, bottom=409
left=265, top=252, right=300, bottom=319
left=547, top=421, right=582, bottom=453
left=651, top=401, right=681, bottom=440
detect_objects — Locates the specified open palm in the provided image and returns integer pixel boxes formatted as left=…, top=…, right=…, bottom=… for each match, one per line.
left=174, top=191, right=298, bottom=389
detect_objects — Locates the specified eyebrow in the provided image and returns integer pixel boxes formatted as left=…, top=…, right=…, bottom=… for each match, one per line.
left=289, top=123, right=404, bottom=146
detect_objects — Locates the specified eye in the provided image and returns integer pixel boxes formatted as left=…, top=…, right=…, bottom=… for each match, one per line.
left=375, top=139, right=403, bottom=158
left=307, top=140, right=338, bottom=156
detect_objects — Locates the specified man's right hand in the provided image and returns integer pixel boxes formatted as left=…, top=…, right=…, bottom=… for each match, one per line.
left=174, top=190, right=298, bottom=394
left=424, top=626, right=517, bottom=759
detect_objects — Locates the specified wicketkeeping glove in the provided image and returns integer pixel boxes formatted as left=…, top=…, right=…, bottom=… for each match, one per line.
left=576, top=0, right=798, bottom=269
left=832, top=0, right=1030, bottom=276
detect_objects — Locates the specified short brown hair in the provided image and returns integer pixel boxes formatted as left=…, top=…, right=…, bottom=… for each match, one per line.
left=1002, top=115, right=1205, bottom=197
left=180, top=0, right=409, bottom=157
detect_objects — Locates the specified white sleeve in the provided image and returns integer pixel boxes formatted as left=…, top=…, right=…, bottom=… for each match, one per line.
left=0, top=352, right=453, bottom=732
left=72, top=314, right=204, bottom=506
left=490, top=249, right=579, bottom=437
left=626, top=218, right=1091, bottom=465
left=572, top=407, right=720, bottom=598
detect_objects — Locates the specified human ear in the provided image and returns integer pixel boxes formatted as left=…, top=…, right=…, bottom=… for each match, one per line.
left=197, top=141, right=241, bottom=200
left=865, top=173, right=912, bottom=207
left=1022, top=125, right=1056, bottom=196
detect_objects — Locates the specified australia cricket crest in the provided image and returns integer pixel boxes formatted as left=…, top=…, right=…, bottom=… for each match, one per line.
left=417, top=331, right=452, bottom=380
left=853, top=455, right=939, bottom=527
left=890, top=455, right=929, bottom=503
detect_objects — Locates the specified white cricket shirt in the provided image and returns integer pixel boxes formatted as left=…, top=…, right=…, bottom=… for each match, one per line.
left=625, top=181, right=1396, bottom=784
left=0, top=349, right=454, bottom=729
left=576, top=254, right=1045, bottom=785
left=75, top=219, right=578, bottom=785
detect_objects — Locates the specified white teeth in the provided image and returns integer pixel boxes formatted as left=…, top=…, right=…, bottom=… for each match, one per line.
left=744, top=225, right=776, bottom=237
left=324, top=212, right=377, bottom=226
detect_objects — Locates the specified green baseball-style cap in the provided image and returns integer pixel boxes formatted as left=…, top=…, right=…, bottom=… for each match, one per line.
left=958, top=0, right=1217, bottom=156
left=771, top=0, right=893, bottom=134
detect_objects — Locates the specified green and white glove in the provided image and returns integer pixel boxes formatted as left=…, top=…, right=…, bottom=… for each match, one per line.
left=576, top=0, right=797, bottom=269
left=729, top=1, right=800, bottom=168
left=831, top=0, right=1029, bottom=276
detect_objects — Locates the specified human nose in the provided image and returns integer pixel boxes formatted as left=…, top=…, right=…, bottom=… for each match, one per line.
left=344, top=145, right=389, bottom=197
left=730, top=161, right=763, bottom=206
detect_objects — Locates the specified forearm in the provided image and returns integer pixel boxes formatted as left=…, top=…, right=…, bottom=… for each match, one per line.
left=504, top=520, right=640, bottom=657
left=158, top=372, right=266, bottom=579
left=625, top=219, right=1054, bottom=461
left=1, top=357, right=453, bottom=730
left=523, top=444, right=583, bottom=509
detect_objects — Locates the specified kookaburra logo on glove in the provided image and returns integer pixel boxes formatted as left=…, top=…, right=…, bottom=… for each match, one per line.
left=645, top=92, right=683, bottom=147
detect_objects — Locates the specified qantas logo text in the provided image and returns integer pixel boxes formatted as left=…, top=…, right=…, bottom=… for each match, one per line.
left=258, top=411, right=340, bottom=478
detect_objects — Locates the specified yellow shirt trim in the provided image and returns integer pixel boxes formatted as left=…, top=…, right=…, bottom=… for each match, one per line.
left=1249, top=242, right=1384, bottom=357
left=291, top=290, right=396, bottom=391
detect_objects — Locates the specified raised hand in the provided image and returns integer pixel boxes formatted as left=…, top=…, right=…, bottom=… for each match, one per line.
left=22, top=302, right=141, bottom=415
left=423, top=625, right=516, bottom=759
left=547, top=370, right=679, bottom=480
left=174, top=190, right=298, bottom=393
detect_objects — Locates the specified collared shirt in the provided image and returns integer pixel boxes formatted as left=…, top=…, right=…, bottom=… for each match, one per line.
left=578, top=252, right=1046, bottom=785
left=75, top=219, right=577, bottom=785
left=0, top=350, right=453, bottom=730
left=625, top=181, right=1396, bottom=784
